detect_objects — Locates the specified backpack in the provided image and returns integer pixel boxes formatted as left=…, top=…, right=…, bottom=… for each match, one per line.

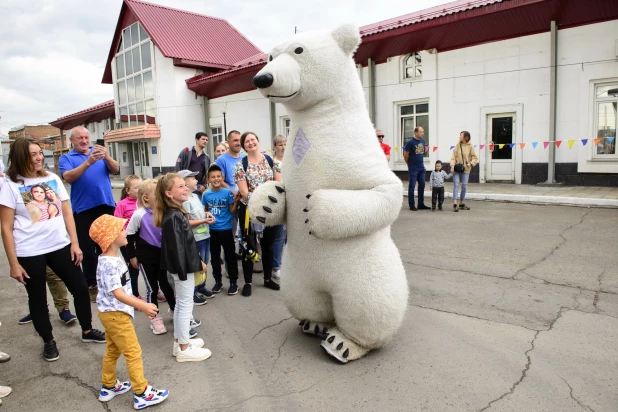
left=241, top=154, right=273, bottom=172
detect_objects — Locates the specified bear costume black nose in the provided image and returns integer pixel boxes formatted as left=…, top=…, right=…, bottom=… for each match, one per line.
left=253, top=73, right=274, bottom=89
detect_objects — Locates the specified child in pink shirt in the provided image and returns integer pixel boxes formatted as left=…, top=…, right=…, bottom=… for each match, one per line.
left=114, top=175, right=141, bottom=297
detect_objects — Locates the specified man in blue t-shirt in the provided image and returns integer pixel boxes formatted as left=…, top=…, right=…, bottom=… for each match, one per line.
left=215, top=130, right=244, bottom=237
left=59, top=126, right=118, bottom=300
left=403, top=126, right=430, bottom=211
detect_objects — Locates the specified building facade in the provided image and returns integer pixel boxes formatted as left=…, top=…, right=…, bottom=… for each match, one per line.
left=8, top=124, right=62, bottom=151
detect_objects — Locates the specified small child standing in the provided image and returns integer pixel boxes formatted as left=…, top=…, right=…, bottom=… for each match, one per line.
left=89, top=215, right=169, bottom=410
left=177, top=170, right=215, bottom=305
left=114, top=175, right=142, bottom=298
left=429, top=160, right=453, bottom=212
left=202, top=165, right=241, bottom=295
left=154, top=173, right=212, bottom=363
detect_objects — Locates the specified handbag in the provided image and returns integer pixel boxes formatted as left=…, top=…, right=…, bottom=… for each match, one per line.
left=454, top=143, right=465, bottom=173
left=194, top=270, right=206, bottom=286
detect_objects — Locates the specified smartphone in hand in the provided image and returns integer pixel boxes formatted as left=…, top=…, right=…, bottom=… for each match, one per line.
left=96, top=139, right=105, bottom=147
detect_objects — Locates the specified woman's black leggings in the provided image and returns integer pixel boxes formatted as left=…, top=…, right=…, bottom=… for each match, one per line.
left=139, top=262, right=175, bottom=311
left=238, top=202, right=275, bottom=284
left=18, top=244, right=93, bottom=343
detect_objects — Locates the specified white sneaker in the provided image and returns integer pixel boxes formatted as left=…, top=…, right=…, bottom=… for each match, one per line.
left=176, top=345, right=212, bottom=363
left=98, top=379, right=131, bottom=402
left=172, top=338, right=204, bottom=357
left=272, top=269, right=281, bottom=280
left=133, top=385, right=168, bottom=410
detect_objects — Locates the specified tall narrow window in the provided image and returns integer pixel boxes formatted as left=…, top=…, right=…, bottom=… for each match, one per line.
left=400, top=102, right=429, bottom=158
left=594, top=84, right=617, bottom=158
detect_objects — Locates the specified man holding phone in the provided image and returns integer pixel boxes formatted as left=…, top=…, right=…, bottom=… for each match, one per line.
left=59, top=126, right=119, bottom=302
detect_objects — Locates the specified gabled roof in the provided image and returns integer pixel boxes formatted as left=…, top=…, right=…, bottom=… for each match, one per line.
left=102, top=0, right=262, bottom=84
left=50, top=100, right=115, bottom=130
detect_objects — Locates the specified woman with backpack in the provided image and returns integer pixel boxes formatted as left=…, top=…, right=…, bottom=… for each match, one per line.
left=234, top=132, right=281, bottom=297
left=450, top=131, right=478, bottom=212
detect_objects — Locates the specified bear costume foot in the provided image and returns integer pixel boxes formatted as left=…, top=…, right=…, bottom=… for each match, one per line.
left=320, top=327, right=369, bottom=364
left=299, top=320, right=331, bottom=339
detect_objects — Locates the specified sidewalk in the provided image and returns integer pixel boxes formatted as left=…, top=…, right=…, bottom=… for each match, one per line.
left=401, top=181, right=618, bottom=208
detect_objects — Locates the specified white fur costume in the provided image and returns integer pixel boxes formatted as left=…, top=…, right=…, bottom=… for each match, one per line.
left=249, top=25, right=408, bottom=363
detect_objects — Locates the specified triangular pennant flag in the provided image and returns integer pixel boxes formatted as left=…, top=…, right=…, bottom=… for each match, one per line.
left=498, top=144, right=505, bottom=149
left=532, top=142, right=538, bottom=149
left=593, top=138, right=601, bottom=146
left=473, top=145, right=477, bottom=148
left=394, top=146, right=399, bottom=152
left=609, top=137, right=615, bottom=144
left=508, top=143, right=515, bottom=149
left=555, top=140, right=562, bottom=148
left=479, top=144, right=485, bottom=150
left=568, top=140, right=575, bottom=149
left=489, top=144, right=494, bottom=151
left=432, top=146, right=438, bottom=152
left=520, top=143, right=526, bottom=149
left=543, top=142, right=550, bottom=149
left=581, top=139, right=588, bottom=146
left=449, top=146, right=454, bottom=150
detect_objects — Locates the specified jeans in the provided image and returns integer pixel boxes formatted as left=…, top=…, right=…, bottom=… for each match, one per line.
left=194, top=238, right=210, bottom=290
left=120, top=246, right=140, bottom=297
left=99, top=311, right=147, bottom=394
left=272, top=225, right=287, bottom=270
left=210, top=229, right=239, bottom=283
left=45, top=267, right=69, bottom=312
left=170, top=272, right=194, bottom=345
left=431, top=187, right=445, bottom=209
left=452, top=172, right=470, bottom=201
left=18, top=244, right=93, bottom=343
left=407, top=167, right=426, bottom=208
left=238, top=202, right=275, bottom=284
left=74, top=205, right=115, bottom=286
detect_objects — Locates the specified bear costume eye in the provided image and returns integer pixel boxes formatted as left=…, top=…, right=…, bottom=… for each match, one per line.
left=294, top=47, right=304, bottom=55
left=269, top=55, right=273, bottom=61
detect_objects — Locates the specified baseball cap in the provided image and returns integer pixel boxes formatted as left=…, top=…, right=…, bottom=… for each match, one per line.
left=177, top=170, right=198, bottom=179
left=89, top=215, right=127, bottom=253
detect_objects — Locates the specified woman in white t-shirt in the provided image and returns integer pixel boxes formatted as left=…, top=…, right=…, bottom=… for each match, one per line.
left=0, top=138, right=105, bottom=362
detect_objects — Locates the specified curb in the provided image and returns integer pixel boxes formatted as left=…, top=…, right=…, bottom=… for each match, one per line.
left=403, top=190, right=618, bottom=208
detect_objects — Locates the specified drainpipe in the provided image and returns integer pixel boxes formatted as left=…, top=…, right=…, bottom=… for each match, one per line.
left=547, top=20, right=558, bottom=183
left=203, top=96, right=211, bottom=159
left=367, top=58, right=376, bottom=126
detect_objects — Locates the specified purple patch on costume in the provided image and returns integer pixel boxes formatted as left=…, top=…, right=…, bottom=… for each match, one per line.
left=293, top=128, right=311, bottom=165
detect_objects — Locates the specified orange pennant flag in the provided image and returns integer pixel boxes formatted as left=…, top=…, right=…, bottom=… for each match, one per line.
left=593, top=138, right=602, bottom=146
left=555, top=140, right=562, bottom=148
left=568, top=140, right=575, bottom=149
left=498, top=144, right=505, bottom=149
left=520, top=143, right=526, bottom=150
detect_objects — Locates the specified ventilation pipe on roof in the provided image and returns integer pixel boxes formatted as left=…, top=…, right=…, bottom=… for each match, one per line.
left=367, top=58, right=376, bottom=126
left=546, top=20, right=558, bottom=184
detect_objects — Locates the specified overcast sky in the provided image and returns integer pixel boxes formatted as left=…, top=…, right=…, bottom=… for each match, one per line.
left=0, top=0, right=447, bottom=135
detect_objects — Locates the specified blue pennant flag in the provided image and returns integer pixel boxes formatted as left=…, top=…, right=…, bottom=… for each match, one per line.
left=509, top=143, right=515, bottom=149
left=449, top=146, right=454, bottom=150
left=609, top=137, right=615, bottom=144
left=532, top=142, right=538, bottom=149
left=581, top=139, right=588, bottom=146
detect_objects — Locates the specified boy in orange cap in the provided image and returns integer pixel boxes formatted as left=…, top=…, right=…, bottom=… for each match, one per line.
left=89, top=215, right=169, bottom=409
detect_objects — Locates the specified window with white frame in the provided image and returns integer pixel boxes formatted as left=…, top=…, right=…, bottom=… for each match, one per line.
left=400, top=102, right=429, bottom=158
left=210, top=126, right=223, bottom=145
left=403, top=52, right=422, bottom=80
left=593, top=83, right=617, bottom=158
left=282, top=117, right=291, bottom=137
left=115, top=22, right=156, bottom=128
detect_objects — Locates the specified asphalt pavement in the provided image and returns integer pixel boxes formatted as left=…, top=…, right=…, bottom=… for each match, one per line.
left=0, top=199, right=616, bottom=411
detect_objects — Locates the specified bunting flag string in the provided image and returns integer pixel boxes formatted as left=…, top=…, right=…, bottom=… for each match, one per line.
left=421, top=137, right=614, bottom=152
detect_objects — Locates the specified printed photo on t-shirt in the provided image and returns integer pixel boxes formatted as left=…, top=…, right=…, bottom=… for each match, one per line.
left=19, top=180, right=63, bottom=224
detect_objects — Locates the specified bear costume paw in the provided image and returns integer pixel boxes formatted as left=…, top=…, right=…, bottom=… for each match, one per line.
left=248, top=181, right=287, bottom=226
left=299, top=320, right=332, bottom=339
left=320, top=327, right=369, bottom=364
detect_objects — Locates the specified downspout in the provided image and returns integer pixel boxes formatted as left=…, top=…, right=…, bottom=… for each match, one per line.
left=203, top=96, right=211, bottom=160
left=547, top=20, right=558, bottom=183
left=367, top=58, right=376, bottom=126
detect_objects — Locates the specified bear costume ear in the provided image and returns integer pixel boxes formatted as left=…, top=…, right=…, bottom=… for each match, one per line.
left=331, top=24, right=361, bottom=56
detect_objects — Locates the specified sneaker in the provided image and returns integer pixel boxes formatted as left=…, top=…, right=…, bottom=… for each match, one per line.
left=193, top=293, right=207, bottom=306
left=189, top=316, right=201, bottom=328
left=264, top=279, right=280, bottom=291
left=82, top=329, right=106, bottom=343
left=228, top=283, right=238, bottom=295
left=241, top=284, right=252, bottom=297
left=172, top=338, right=204, bottom=357
left=459, top=203, right=471, bottom=210
left=0, top=386, right=12, bottom=398
left=189, top=328, right=198, bottom=339
left=59, top=308, right=77, bottom=325
left=197, top=286, right=214, bottom=298
left=0, top=352, right=10, bottom=363
left=453, top=205, right=459, bottom=212
left=176, top=345, right=212, bottom=363
left=418, top=204, right=431, bottom=210
left=212, top=282, right=223, bottom=293
left=409, top=206, right=417, bottom=211
left=44, top=340, right=59, bottom=362
left=156, top=291, right=166, bottom=302
left=272, top=269, right=281, bottom=280
left=88, top=285, right=98, bottom=303
left=431, top=207, right=436, bottom=212
left=133, top=385, right=169, bottom=410
left=99, top=379, right=131, bottom=402
left=150, top=315, right=167, bottom=335
left=18, top=314, right=32, bottom=324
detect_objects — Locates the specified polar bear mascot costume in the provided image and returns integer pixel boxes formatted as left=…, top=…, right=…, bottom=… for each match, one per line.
left=249, top=24, right=408, bottom=363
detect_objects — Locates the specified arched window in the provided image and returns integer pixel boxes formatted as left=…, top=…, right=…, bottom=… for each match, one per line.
left=404, top=52, right=422, bottom=80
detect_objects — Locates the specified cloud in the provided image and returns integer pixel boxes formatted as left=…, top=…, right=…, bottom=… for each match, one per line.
left=0, top=0, right=444, bottom=134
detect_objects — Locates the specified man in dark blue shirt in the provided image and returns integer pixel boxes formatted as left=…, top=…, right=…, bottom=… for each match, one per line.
left=403, top=126, right=430, bottom=211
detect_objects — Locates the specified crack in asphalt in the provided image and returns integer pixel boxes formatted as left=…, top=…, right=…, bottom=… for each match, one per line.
left=269, top=331, right=290, bottom=377
left=561, top=377, right=595, bottom=412
left=511, top=210, right=590, bottom=281
left=593, top=270, right=605, bottom=312
left=251, top=315, right=294, bottom=340
left=49, top=371, right=111, bottom=412
left=478, top=308, right=568, bottom=412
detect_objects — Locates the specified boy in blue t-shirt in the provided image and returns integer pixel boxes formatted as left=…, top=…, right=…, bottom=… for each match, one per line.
left=202, top=165, right=241, bottom=295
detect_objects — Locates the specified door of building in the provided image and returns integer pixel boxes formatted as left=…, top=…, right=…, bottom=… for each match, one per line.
left=486, top=114, right=515, bottom=181
left=132, top=141, right=152, bottom=179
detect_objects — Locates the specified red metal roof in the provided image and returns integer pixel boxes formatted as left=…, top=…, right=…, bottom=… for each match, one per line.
left=50, top=100, right=115, bottom=130
left=102, top=0, right=262, bottom=84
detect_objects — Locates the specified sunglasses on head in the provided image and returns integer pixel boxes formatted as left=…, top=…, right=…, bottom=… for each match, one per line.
left=377, top=135, right=384, bottom=138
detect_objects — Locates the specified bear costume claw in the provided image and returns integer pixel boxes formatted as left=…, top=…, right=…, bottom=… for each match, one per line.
left=299, top=320, right=331, bottom=338
left=319, top=327, right=369, bottom=364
